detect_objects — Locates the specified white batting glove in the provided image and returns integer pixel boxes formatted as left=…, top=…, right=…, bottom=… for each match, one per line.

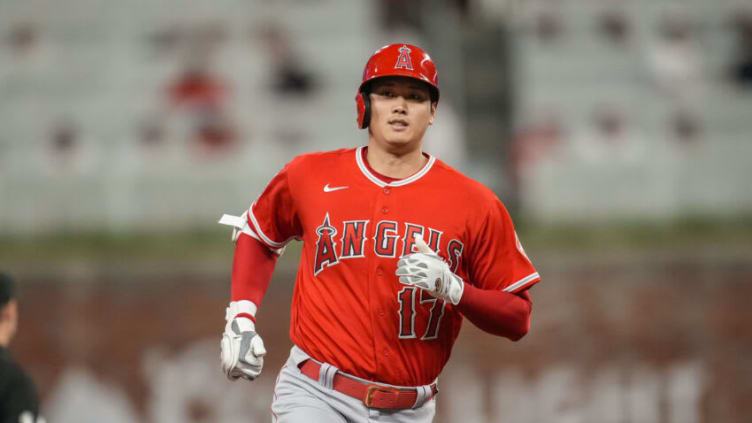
left=220, top=300, right=267, bottom=381
left=395, top=236, right=465, bottom=305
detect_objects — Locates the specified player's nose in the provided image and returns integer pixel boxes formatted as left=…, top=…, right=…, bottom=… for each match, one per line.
left=391, top=98, right=407, bottom=114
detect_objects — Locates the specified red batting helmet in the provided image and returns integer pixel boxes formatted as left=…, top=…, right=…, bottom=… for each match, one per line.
left=355, top=43, right=439, bottom=129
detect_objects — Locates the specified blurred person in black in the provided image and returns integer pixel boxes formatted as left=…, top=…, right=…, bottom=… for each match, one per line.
left=0, top=272, right=43, bottom=423
left=728, top=8, right=752, bottom=87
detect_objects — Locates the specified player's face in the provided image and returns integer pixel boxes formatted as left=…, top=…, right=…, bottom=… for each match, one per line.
left=368, top=77, right=436, bottom=153
left=3, top=300, right=17, bottom=341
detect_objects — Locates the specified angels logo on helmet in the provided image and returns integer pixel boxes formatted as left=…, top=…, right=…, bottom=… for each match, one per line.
left=394, top=45, right=414, bottom=70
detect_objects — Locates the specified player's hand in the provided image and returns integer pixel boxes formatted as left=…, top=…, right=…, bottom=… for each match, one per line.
left=395, top=236, right=464, bottom=305
left=220, top=302, right=266, bottom=381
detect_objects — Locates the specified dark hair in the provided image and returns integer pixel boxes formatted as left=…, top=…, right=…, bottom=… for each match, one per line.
left=361, top=76, right=439, bottom=104
left=0, top=272, right=16, bottom=307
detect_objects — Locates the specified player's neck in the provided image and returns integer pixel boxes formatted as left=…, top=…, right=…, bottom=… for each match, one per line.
left=365, top=144, right=427, bottom=179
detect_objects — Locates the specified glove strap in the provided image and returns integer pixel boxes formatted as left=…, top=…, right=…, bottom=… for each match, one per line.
left=446, top=272, right=465, bottom=306
left=226, top=300, right=258, bottom=321
left=236, top=313, right=256, bottom=323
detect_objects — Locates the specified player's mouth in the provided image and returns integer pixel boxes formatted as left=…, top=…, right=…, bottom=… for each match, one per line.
left=388, top=118, right=409, bottom=131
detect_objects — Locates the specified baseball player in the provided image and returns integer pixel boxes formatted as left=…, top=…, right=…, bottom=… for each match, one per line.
left=219, top=43, right=541, bottom=422
left=0, top=272, right=44, bottom=423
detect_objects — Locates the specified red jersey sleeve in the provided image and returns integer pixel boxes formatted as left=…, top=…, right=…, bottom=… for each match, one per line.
left=247, top=160, right=303, bottom=250
left=457, top=286, right=532, bottom=340
left=231, top=234, right=278, bottom=304
left=466, top=197, right=540, bottom=293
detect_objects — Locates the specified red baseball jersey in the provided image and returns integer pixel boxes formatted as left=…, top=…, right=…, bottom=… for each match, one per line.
left=247, top=147, right=540, bottom=386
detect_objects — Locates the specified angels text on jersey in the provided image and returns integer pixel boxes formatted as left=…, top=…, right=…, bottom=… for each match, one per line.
left=313, top=212, right=464, bottom=276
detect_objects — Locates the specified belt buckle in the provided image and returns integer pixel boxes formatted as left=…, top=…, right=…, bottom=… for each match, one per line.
left=364, top=384, right=400, bottom=408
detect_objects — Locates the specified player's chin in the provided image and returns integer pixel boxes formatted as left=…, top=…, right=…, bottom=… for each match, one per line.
left=383, top=137, right=417, bottom=151
left=383, top=131, right=417, bottom=145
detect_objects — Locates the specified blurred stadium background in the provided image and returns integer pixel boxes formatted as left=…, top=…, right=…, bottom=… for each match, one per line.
left=1, top=0, right=751, bottom=421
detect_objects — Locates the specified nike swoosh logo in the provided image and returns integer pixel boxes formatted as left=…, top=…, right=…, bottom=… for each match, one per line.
left=323, top=184, right=349, bottom=192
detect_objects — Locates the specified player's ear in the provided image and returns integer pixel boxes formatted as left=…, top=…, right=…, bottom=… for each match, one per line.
left=429, top=102, right=437, bottom=125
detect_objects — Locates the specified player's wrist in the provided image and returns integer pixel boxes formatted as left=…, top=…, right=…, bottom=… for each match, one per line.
left=226, top=300, right=258, bottom=321
left=225, top=300, right=259, bottom=333
left=235, top=313, right=256, bottom=323
left=445, top=272, right=464, bottom=305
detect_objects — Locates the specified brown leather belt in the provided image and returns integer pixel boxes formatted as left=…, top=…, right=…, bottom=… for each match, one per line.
left=299, top=359, right=438, bottom=409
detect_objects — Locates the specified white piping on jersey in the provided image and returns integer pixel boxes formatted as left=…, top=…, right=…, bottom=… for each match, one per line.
left=503, top=272, right=541, bottom=293
left=355, top=146, right=436, bottom=187
left=248, top=203, right=287, bottom=249
left=220, top=211, right=287, bottom=255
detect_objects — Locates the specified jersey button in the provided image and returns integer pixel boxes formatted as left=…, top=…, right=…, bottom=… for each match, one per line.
left=378, top=310, right=385, bottom=317
left=377, top=268, right=383, bottom=276
left=383, top=187, right=391, bottom=195
left=381, top=207, right=389, bottom=214
left=383, top=348, right=389, bottom=357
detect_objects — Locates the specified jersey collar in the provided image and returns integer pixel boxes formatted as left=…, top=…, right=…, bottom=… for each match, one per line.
left=355, top=146, right=436, bottom=188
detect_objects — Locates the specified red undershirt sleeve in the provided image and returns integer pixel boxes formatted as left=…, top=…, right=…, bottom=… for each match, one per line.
left=456, top=283, right=532, bottom=341
left=231, top=234, right=278, bottom=305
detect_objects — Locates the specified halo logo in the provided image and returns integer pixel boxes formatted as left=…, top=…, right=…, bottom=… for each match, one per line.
left=394, top=45, right=413, bottom=70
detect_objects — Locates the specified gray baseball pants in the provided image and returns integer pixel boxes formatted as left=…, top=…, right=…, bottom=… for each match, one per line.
left=271, top=346, right=436, bottom=423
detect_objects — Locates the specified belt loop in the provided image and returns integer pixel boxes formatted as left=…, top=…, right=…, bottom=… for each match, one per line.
left=318, top=362, right=338, bottom=390
left=412, top=385, right=431, bottom=408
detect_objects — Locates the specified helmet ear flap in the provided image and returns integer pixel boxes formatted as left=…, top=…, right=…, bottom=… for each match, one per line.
left=355, top=91, right=371, bottom=129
